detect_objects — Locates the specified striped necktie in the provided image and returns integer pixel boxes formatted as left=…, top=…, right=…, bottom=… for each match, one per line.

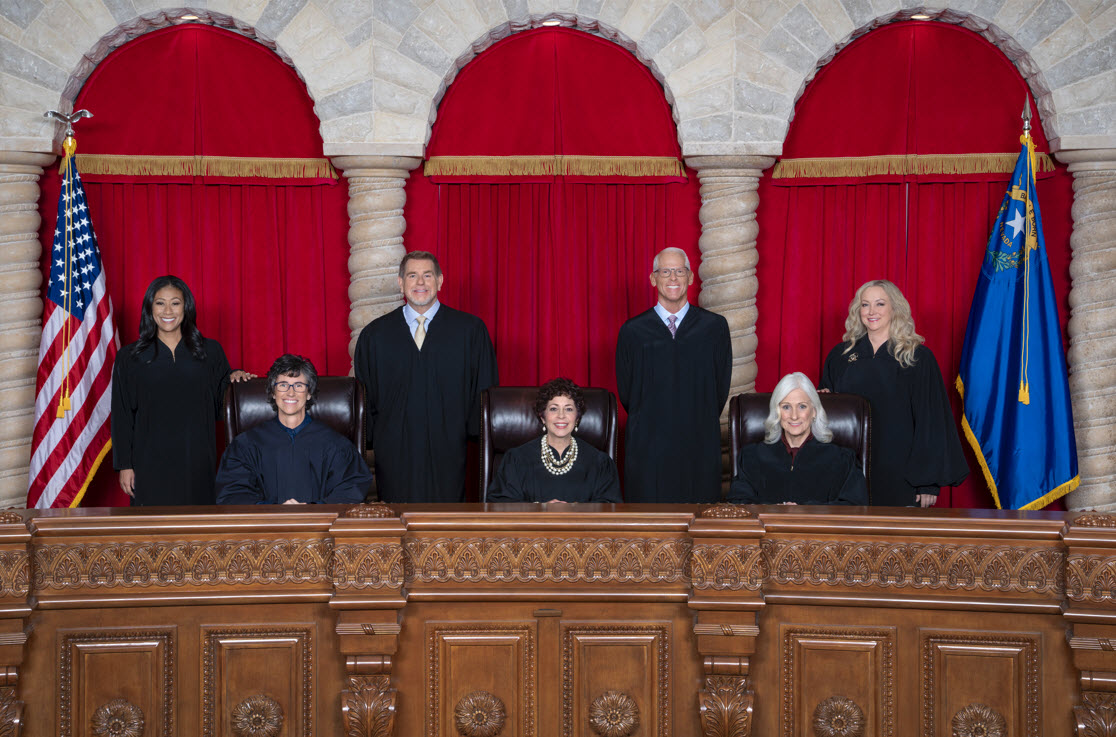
left=668, top=314, right=677, bottom=339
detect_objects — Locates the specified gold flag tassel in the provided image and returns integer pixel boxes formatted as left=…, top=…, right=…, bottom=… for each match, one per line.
left=56, top=134, right=78, bottom=417
left=1018, top=101, right=1036, bottom=405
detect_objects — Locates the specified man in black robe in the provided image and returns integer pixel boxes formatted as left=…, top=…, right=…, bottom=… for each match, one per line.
left=216, top=355, right=372, bottom=505
left=616, top=247, right=732, bottom=503
left=354, top=251, right=498, bottom=502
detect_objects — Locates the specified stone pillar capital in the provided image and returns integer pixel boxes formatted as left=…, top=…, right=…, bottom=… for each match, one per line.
left=684, top=155, right=776, bottom=174
left=0, top=151, right=56, bottom=170
left=1054, top=149, right=1116, bottom=171
left=331, top=156, right=423, bottom=178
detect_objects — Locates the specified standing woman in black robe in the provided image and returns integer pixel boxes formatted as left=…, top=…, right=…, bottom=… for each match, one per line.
left=820, top=279, right=968, bottom=507
left=487, top=378, right=621, bottom=504
left=111, top=276, right=253, bottom=506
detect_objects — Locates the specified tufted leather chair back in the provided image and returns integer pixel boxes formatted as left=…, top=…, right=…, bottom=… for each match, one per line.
left=224, top=377, right=365, bottom=449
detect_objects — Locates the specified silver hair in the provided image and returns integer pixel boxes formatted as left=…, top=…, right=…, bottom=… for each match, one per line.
left=652, top=247, right=691, bottom=272
left=763, top=372, right=833, bottom=444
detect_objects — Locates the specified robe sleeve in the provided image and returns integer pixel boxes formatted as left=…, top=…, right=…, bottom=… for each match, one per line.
left=831, top=449, right=869, bottom=505
left=904, top=347, right=970, bottom=491
left=615, top=324, right=634, bottom=412
left=207, top=340, right=233, bottom=417
left=591, top=453, right=622, bottom=503
left=110, top=351, right=137, bottom=470
left=215, top=437, right=268, bottom=505
left=320, top=443, right=372, bottom=504
left=819, top=345, right=840, bottom=392
left=466, top=319, right=499, bottom=439
left=353, top=326, right=377, bottom=449
left=714, top=314, right=732, bottom=412
left=487, top=451, right=528, bottom=502
left=726, top=448, right=760, bottom=504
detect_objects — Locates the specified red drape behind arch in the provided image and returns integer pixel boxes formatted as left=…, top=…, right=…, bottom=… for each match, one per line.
left=755, top=22, right=1073, bottom=509
left=405, top=28, right=700, bottom=389
left=37, top=25, right=350, bottom=506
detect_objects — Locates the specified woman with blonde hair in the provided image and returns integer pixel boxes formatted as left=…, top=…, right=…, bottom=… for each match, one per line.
left=821, top=279, right=967, bottom=507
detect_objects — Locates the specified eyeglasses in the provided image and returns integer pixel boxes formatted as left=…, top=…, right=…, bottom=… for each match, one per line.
left=275, top=381, right=309, bottom=393
left=656, top=267, right=689, bottom=278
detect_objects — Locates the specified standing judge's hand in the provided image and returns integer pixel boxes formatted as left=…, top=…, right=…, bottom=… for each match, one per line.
left=230, top=370, right=255, bottom=382
left=916, top=493, right=936, bottom=508
left=118, top=469, right=136, bottom=497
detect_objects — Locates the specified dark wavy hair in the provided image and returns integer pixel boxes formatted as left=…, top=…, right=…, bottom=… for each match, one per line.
left=534, top=378, right=586, bottom=424
left=131, top=275, right=207, bottom=362
left=266, top=354, right=318, bottom=412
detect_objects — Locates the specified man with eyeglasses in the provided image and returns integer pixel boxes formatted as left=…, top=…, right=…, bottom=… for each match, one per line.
left=616, top=247, right=732, bottom=503
left=354, top=251, right=498, bottom=502
left=216, top=354, right=372, bottom=504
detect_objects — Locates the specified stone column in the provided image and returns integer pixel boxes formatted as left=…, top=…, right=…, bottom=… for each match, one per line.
left=1055, top=150, right=1116, bottom=511
left=0, top=151, right=54, bottom=510
left=330, top=156, right=423, bottom=366
left=684, top=156, right=776, bottom=404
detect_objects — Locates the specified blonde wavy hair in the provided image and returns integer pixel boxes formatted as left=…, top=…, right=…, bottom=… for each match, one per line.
left=841, top=279, right=924, bottom=368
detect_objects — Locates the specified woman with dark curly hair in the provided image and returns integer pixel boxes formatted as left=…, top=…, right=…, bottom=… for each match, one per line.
left=487, top=378, right=621, bottom=503
left=111, top=275, right=254, bottom=506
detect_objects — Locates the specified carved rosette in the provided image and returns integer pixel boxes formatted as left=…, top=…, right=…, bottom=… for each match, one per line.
left=763, top=539, right=1064, bottom=595
left=0, top=513, right=23, bottom=525
left=684, top=155, right=776, bottom=401
left=1076, top=692, right=1116, bottom=737
left=699, top=676, right=752, bottom=737
left=0, top=687, right=24, bottom=737
left=453, top=691, right=506, bottom=737
left=950, top=703, right=1006, bottom=737
left=404, top=537, right=691, bottom=584
left=701, top=504, right=752, bottom=519
left=231, top=695, right=283, bottom=737
left=812, top=696, right=864, bottom=737
left=90, top=698, right=144, bottom=737
left=345, top=503, right=397, bottom=518
left=1074, top=513, right=1116, bottom=527
left=588, top=691, right=638, bottom=737
left=329, top=155, right=422, bottom=359
left=342, top=676, right=396, bottom=737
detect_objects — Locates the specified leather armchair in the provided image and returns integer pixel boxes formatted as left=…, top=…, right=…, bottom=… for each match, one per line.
left=223, top=376, right=366, bottom=449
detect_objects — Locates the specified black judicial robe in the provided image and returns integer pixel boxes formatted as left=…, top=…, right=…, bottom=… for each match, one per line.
left=354, top=305, right=497, bottom=502
left=728, top=436, right=867, bottom=505
left=821, top=337, right=968, bottom=506
left=616, top=306, right=731, bottom=503
left=111, top=338, right=231, bottom=506
left=487, top=439, right=622, bottom=503
left=215, top=417, right=371, bottom=504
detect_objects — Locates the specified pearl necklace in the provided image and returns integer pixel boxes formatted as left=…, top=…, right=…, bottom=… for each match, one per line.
left=540, top=435, right=578, bottom=476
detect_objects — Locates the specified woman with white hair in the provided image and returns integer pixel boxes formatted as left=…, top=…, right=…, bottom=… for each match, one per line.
left=728, top=372, right=867, bottom=505
left=821, top=279, right=967, bottom=507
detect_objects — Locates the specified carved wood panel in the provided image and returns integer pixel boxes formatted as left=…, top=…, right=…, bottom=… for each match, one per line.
left=780, top=626, right=894, bottom=737
left=561, top=624, right=671, bottom=737
left=58, top=628, right=175, bottom=737
left=425, top=623, right=536, bottom=737
left=920, top=632, right=1039, bottom=737
left=201, top=626, right=313, bottom=737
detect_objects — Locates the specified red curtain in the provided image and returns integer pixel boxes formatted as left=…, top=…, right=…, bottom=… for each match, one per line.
left=37, top=25, right=350, bottom=506
left=755, top=23, right=1074, bottom=509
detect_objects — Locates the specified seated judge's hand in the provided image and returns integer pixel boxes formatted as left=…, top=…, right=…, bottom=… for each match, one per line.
left=282, top=498, right=305, bottom=505
left=118, top=469, right=136, bottom=497
left=230, top=370, right=256, bottom=382
left=546, top=499, right=568, bottom=504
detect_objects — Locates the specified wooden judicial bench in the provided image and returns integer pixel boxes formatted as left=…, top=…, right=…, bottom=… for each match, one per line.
left=0, top=503, right=1114, bottom=736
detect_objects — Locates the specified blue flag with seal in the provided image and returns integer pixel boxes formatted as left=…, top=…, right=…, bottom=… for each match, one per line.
left=956, top=132, right=1078, bottom=510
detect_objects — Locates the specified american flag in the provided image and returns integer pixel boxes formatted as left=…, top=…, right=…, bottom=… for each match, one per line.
left=27, top=145, right=118, bottom=508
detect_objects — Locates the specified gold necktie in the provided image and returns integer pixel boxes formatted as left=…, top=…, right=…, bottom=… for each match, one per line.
left=415, top=314, right=426, bottom=350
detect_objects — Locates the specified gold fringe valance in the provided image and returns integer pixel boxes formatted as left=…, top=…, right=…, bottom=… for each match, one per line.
left=773, top=152, right=1056, bottom=179
left=424, top=155, right=686, bottom=178
left=75, top=154, right=339, bottom=180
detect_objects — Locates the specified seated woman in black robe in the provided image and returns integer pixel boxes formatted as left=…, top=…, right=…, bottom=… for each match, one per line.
left=728, top=372, right=867, bottom=506
left=487, top=378, right=621, bottom=504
